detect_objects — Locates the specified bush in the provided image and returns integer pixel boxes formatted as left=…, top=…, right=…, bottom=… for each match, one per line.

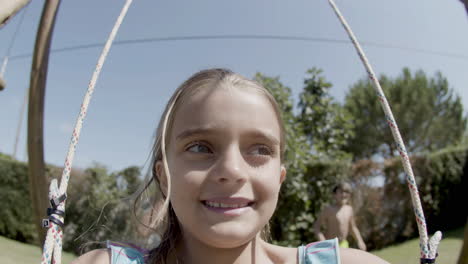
left=351, top=146, right=468, bottom=250
left=415, top=146, right=468, bottom=232
left=0, top=155, right=144, bottom=254
left=0, top=154, right=36, bottom=242
left=63, top=164, right=143, bottom=255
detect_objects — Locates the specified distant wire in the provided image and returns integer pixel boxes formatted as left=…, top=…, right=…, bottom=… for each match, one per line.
left=1, top=5, right=29, bottom=77
left=7, top=34, right=468, bottom=62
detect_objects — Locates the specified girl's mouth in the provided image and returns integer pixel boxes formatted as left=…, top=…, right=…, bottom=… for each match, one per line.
left=201, top=200, right=255, bottom=216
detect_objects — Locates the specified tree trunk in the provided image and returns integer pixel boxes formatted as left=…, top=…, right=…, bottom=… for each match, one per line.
left=27, top=0, right=61, bottom=246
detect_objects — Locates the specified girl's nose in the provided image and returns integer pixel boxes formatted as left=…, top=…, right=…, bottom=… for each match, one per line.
left=211, top=146, right=247, bottom=184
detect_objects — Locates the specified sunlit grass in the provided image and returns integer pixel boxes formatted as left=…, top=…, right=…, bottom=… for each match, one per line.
left=0, top=236, right=76, bottom=264
left=372, top=228, right=464, bottom=264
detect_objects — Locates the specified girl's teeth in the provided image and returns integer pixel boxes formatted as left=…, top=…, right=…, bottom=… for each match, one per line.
left=205, top=201, right=248, bottom=208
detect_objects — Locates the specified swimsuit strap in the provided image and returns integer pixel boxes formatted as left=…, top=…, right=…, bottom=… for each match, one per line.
left=107, top=241, right=148, bottom=264
left=298, top=238, right=341, bottom=264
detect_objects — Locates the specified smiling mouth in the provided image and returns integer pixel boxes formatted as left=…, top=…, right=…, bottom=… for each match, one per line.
left=202, top=200, right=255, bottom=209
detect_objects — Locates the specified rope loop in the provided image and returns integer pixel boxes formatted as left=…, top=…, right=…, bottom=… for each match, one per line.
left=50, top=193, right=67, bottom=209
left=42, top=179, right=66, bottom=229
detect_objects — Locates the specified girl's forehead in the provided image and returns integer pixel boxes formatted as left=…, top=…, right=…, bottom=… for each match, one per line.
left=179, top=83, right=271, bottom=111
left=185, top=82, right=257, bottom=100
left=171, top=85, right=281, bottom=138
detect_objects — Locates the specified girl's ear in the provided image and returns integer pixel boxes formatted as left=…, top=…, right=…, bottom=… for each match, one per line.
left=155, top=161, right=168, bottom=196
left=280, top=165, right=286, bottom=184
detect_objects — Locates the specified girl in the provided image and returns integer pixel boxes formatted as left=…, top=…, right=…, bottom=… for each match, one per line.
left=73, top=68, right=388, bottom=264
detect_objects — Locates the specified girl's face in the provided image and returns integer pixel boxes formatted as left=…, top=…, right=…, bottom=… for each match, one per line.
left=158, top=84, right=286, bottom=248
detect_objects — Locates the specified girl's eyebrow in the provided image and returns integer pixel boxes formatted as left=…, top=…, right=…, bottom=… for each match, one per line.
left=175, top=127, right=217, bottom=141
left=175, top=127, right=279, bottom=145
left=248, top=130, right=280, bottom=146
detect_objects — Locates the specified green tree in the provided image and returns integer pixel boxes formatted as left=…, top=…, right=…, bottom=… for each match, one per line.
left=64, top=164, right=139, bottom=254
left=298, top=68, right=354, bottom=160
left=344, top=68, right=467, bottom=159
left=113, top=166, right=142, bottom=195
left=0, top=153, right=36, bottom=242
left=462, top=125, right=468, bottom=146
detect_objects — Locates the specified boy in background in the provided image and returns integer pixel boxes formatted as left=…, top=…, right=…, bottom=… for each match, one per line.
left=313, top=182, right=367, bottom=250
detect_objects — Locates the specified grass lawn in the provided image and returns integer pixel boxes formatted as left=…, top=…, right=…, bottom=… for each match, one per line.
left=0, top=236, right=76, bottom=264
left=372, top=228, right=464, bottom=264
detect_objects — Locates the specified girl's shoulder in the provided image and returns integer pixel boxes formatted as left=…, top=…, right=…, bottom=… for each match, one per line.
left=71, top=241, right=149, bottom=264
left=71, top=248, right=111, bottom=264
left=339, top=247, right=390, bottom=264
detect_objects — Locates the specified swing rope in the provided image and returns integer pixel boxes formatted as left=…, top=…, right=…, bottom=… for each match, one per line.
left=40, top=0, right=133, bottom=263
left=327, top=0, right=442, bottom=262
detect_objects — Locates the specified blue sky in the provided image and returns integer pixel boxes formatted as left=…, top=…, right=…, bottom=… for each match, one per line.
left=1, top=0, right=467, bottom=172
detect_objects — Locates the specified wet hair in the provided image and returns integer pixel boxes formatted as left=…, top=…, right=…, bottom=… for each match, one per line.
left=134, top=68, right=287, bottom=264
left=332, top=182, right=352, bottom=194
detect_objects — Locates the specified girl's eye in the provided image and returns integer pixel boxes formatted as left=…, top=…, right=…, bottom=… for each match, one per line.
left=249, top=145, right=273, bottom=156
left=186, top=142, right=212, bottom=153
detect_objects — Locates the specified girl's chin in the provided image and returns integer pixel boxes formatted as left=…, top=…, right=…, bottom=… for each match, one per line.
left=195, top=222, right=261, bottom=248
left=199, top=231, right=258, bottom=249
left=211, top=222, right=256, bottom=236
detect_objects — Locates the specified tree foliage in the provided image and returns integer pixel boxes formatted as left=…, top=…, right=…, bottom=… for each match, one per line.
left=298, top=68, right=354, bottom=160
left=344, top=68, right=467, bottom=159
left=0, top=153, right=36, bottom=243
left=64, top=164, right=143, bottom=254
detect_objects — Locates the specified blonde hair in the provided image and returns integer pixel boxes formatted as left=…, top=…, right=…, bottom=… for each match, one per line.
left=137, top=68, right=286, bottom=263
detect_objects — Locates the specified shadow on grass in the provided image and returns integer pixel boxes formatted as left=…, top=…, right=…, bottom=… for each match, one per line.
left=443, top=227, right=465, bottom=239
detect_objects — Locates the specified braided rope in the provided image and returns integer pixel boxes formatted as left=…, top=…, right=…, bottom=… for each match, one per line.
left=40, top=1, right=133, bottom=263
left=326, top=0, right=442, bottom=260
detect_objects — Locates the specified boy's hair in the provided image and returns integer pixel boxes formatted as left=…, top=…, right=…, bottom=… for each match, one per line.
left=332, top=182, right=352, bottom=194
left=133, top=68, right=287, bottom=264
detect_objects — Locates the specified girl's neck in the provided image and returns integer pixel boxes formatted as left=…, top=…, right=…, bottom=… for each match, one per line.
left=175, top=234, right=270, bottom=264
